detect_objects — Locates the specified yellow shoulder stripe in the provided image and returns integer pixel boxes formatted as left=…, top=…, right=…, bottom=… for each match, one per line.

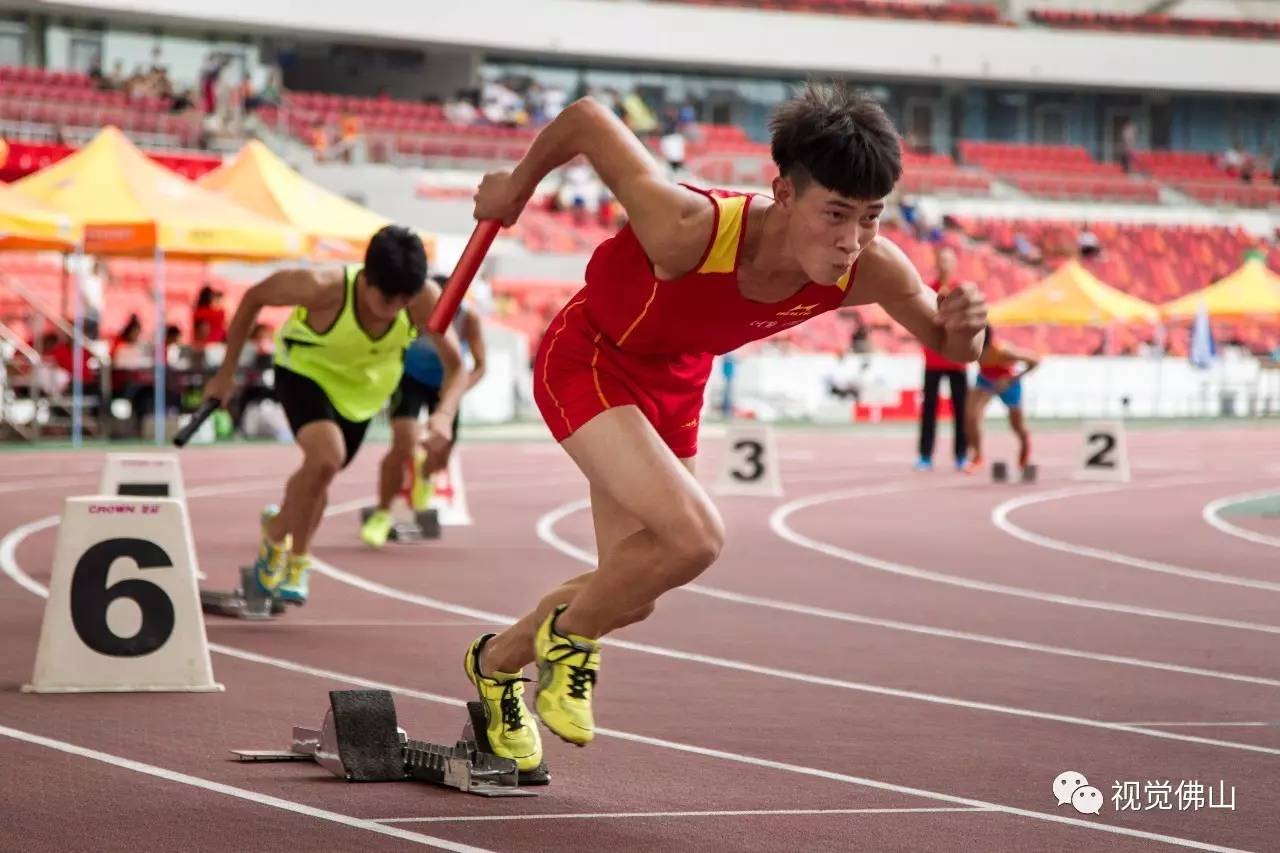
left=697, top=195, right=748, bottom=275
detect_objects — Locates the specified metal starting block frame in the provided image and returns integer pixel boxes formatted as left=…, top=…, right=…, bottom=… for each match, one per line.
left=231, top=689, right=548, bottom=797
left=200, top=566, right=285, bottom=620
left=991, top=461, right=1037, bottom=484
left=360, top=506, right=441, bottom=542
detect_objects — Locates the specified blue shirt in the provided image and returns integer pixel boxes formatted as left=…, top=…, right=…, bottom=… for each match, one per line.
left=404, top=307, right=469, bottom=387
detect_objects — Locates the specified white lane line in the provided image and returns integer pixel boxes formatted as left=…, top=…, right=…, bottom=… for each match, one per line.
left=992, top=481, right=1280, bottom=592
left=374, top=806, right=993, bottom=823
left=1203, top=490, right=1280, bottom=549
left=0, top=476, right=1262, bottom=852
left=0, top=724, right=490, bottom=852
left=534, top=497, right=1280, bottom=689
left=0, top=476, right=98, bottom=494
left=1107, top=722, right=1277, bottom=728
left=770, top=486, right=1280, bottom=636
left=0, top=529, right=1249, bottom=853
left=302, top=555, right=1280, bottom=757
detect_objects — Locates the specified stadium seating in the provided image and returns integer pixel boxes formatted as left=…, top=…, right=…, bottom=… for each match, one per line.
left=1030, top=8, right=1280, bottom=40
left=959, top=142, right=1161, bottom=203
left=1134, top=149, right=1280, bottom=209
left=0, top=65, right=202, bottom=148
left=668, top=0, right=1002, bottom=25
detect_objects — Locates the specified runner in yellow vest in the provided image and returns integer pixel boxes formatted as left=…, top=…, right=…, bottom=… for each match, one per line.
left=203, top=225, right=463, bottom=605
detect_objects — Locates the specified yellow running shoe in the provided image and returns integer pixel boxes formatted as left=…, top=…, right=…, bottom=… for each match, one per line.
left=534, top=605, right=600, bottom=746
left=410, top=446, right=434, bottom=512
left=252, top=505, right=290, bottom=595
left=463, top=635, right=543, bottom=772
left=276, top=552, right=310, bottom=605
left=360, top=508, right=394, bottom=548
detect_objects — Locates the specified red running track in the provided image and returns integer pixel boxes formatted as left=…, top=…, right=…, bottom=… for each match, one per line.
left=0, top=424, right=1277, bottom=851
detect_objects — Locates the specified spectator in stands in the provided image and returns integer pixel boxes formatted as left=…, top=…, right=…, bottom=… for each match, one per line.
left=88, top=54, right=107, bottom=90
left=659, top=108, right=688, bottom=177
left=110, top=314, right=147, bottom=365
left=445, top=96, right=479, bottom=125
left=849, top=311, right=872, bottom=354
left=1014, top=231, right=1042, bottom=265
left=915, top=245, right=969, bottom=472
left=1077, top=224, right=1101, bottom=259
left=1271, top=148, right=1280, bottom=185
left=193, top=285, right=228, bottom=344
left=164, top=324, right=186, bottom=370
left=1221, top=142, right=1245, bottom=177
left=1118, top=119, right=1136, bottom=173
left=108, top=60, right=127, bottom=91
left=542, top=85, right=567, bottom=122
left=45, top=329, right=96, bottom=389
left=76, top=256, right=107, bottom=341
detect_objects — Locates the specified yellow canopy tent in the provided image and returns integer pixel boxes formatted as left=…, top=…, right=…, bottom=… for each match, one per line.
left=0, top=182, right=79, bottom=250
left=13, top=127, right=305, bottom=443
left=198, top=140, right=414, bottom=259
left=988, top=260, right=1160, bottom=326
left=1160, top=258, right=1280, bottom=320
left=13, top=127, right=303, bottom=259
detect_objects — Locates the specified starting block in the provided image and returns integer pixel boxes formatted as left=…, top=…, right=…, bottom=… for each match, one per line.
left=231, top=689, right=549, bottom=797
left=992, top=461, right=1037, bottom=484
left=359, top=505, right=441, bottom=543
left=200, top=566, right=286, bottom=620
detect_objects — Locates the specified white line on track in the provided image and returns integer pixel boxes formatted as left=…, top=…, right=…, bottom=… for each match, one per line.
left=534, top=495, right=1280, bottom=688
left=770, top=483, right=1280, bottom=635
left=0, top=474, right=1260, bottom=852
left=1107, top=721, right=1276, bottom=728
left=373, top=806, right=993, bottom=823
left=0, top=724, right=490, bottom=852
left=992, top=480, right=1280, bottom=592
left=302, top=533, right=1280, bottom=757
left=1202, top=489, right=1280, bottom=549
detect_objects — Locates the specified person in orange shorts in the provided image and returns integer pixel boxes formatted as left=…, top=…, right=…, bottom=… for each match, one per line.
left=964, top=324, right=1039, bottom=474
left=457, top=83, right=988, bottom=773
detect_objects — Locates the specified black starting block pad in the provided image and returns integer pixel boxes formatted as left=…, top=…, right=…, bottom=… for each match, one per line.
left=360, top=506, right=441, bottom=542
left=201, top=566, right=285, bottom=620
left=231, top=690, right=546, bottom=797
left=992, top=461, right=1037, bottom=484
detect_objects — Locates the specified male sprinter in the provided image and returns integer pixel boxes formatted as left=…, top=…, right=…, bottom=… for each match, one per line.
left=964, top=325, right=1039, bottom=474
left=203, top=225, right=464, bottom=604
left=361, top=284, right=487, bottom=547
left=459, top=84, right=987, bottom=773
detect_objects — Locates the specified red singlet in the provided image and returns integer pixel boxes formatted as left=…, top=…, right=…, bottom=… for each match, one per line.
left=534, top=186, right=854, bottom=457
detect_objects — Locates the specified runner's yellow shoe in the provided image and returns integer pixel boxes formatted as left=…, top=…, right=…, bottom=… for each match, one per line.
left=252, top=505, right=290, bottom=595
left=463, top=635, right=543, bottom=772
left=276, top=552, right=310, bottom=605
left=360, top=508, right=394, bottom=548
left=410, top=446, right=434, bottom=512
left=534, top=605, right=600, bottom=746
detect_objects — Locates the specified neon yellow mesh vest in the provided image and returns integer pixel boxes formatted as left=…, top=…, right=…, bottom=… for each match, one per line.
left=274, top=265, right=416, bottom=421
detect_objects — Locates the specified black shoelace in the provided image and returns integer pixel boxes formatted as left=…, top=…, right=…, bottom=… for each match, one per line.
left=499, top=678, right=528, bottom=731
left=567, top=664, right=596, bottom=700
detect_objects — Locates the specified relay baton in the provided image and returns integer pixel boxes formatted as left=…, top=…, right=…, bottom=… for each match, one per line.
left=172, top=398, right=220, bottom=448
left=428, top=219, right=501, bottom=334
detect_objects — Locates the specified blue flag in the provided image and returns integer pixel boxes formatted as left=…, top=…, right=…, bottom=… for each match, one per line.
left=1189, top=300, right=1216, bottom=369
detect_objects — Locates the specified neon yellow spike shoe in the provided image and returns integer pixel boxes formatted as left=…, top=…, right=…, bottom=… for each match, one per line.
left=276, top=553, right=311, bottom=605
left=534, top=605, right=600, bottom=747
left=410, top=446, right=435, bottom=512
left=360, top=508, right=394, bottom=549
left=463, top=635, right=543, bottom=772
left=252, top=505, right=290, bottom=596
